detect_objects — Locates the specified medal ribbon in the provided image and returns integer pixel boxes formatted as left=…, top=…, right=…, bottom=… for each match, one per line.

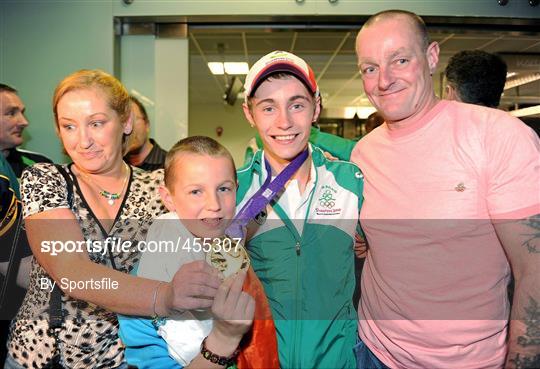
left=231, top=149, right=308, bottom=369
left=226, top=148, right=309, bottom=239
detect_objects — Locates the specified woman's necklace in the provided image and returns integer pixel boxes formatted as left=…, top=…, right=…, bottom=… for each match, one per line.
left=78, top=163, right=130, bottom=206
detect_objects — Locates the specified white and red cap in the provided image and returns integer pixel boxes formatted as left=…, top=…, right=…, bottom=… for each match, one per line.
left=244, top=50, right=319, bottom=101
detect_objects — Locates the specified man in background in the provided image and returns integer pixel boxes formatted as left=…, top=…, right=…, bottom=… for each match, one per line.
left=0, top=149, right=32, bottom=366
left=124, top=96, right=167, bottom=171
left=0, top=83, right=51, bottom=178
left=444, top=49, right=507, bottom=108
left=363, top=111, right=384, bottom=135
left=1, top=83, right=50, bottom=364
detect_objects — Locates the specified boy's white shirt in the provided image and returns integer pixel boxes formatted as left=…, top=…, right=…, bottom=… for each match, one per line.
left=137, top=212, right=213, bottom=366
left=260, top=148, right=316, bottom=234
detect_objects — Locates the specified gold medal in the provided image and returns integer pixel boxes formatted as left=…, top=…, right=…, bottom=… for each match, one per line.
left=206, top=236, right=250, bottom=278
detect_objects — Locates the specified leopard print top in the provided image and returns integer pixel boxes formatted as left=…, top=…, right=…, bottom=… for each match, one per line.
left=8, top=163, right=166, bottom=369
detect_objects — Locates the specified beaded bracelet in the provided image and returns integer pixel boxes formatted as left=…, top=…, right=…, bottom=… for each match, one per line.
left=200, top=336, right=240, bottom=367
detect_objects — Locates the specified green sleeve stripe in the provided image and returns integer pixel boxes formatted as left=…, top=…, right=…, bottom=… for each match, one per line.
left=21, top=155, right=37, bottom=167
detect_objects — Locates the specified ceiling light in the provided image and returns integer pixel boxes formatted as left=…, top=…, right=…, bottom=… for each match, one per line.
left=506, top=72, right=517, bottom=78
left=343, top=107, right=357, bottom=119
left=357, top=106, right=377, bottom=119
left=504, top=72, right=540, bottom=90
left=207, top=62, right=249, bottom=75
left=509, top=105, right=540, bottom=117
left=224, top=62, right=249, bottom=75
left=208, top=62, right=224, bottom=75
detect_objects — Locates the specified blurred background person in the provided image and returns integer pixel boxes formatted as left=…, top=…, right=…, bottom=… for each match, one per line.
left=444, top=50, right=507, bottom=108
left=0, top=83, right=52, bottom=178
left=124, top=95, right=167, bottom=171
left=363, top=111, right=384, bottom=136
left=0, top=83, right=50, bottom=365
left=0, top=154, right=32, bottom=366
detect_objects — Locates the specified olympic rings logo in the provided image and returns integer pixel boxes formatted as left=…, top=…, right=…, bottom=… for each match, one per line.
left=319, top=190, right=336, bottom=208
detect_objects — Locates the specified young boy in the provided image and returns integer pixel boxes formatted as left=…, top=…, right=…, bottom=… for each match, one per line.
left=239, top=50, right=364, bottom=368
left=118, top=136, right=277, bottom=369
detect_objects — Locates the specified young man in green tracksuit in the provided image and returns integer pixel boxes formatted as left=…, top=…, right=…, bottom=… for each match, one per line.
left=238, top=50, right=363, bottom=368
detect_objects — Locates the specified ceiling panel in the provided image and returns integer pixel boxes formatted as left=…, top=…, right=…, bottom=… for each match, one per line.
left=519, top=40, right=540, bottom=52
left=246, top=33, right=293, bottom=54
left=294, top=32, right=348, bottom=53
left=339, top=36, right=357, bottom=54
left=483, top=37, right=540, bottom=52
left=189, top=26, right=540, bottom=116
left=438, top=36, right=498, bottom=52
left=190, top=34, right=245, bottom=55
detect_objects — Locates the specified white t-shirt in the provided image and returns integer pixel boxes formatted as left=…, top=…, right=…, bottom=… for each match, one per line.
left=137, top=212, right=213, bottom=366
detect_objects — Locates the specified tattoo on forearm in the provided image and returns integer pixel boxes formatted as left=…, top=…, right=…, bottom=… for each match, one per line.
left=510, top=353, right=540, bottom=369
left=517, top=297, right=540, bottom=348
left=510, top=298, right=540, bottom=368
left=520, top=215, right=539, bottom=254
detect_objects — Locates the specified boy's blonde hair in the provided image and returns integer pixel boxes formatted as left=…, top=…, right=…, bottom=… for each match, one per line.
left=164, top=136, right=236, bottom=191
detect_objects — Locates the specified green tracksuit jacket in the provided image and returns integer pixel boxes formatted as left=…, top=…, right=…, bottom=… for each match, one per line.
left=237, top=146, right=363, bottom=369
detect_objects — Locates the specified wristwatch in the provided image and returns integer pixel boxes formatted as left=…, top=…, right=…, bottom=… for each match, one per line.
left=200, top=336, right=240, bottom=366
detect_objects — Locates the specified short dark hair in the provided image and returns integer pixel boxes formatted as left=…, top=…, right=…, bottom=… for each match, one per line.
left=365, top=111, right=384, bottom=133
left=0, top=83, right=18, bottom=94
left=164, top=136, right=236, bottom=191
left=363, top=10, right=430, bottom=51
left=445, top=50, right=507, bottom=108
left=130, top=95, right=149, bottom=124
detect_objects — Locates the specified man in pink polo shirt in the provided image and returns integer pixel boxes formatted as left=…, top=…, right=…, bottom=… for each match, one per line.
left=351, top=10, right=540, bottom=369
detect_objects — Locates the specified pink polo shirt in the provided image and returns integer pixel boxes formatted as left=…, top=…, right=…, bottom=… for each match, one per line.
left=352, top=100, right=540, bottom=369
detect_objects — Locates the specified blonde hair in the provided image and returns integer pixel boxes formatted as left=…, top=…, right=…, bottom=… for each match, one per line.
left=53, top=69, right=130, bottom=128
left=164, top=136, right=236, bottom=190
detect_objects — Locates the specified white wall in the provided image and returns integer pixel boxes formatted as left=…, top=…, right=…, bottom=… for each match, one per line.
left=155, top=39, right=189, bottom=150
left=120, top=34, right=156, bottom=128
left=121, top=35, right=190, bottom=151
left=0, top=1, right=114, bottom=163
left=189, top=102, right=253, bottom=168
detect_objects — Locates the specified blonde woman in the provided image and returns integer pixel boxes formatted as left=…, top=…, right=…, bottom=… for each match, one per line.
left=5, top=70, right=235, bottom=369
